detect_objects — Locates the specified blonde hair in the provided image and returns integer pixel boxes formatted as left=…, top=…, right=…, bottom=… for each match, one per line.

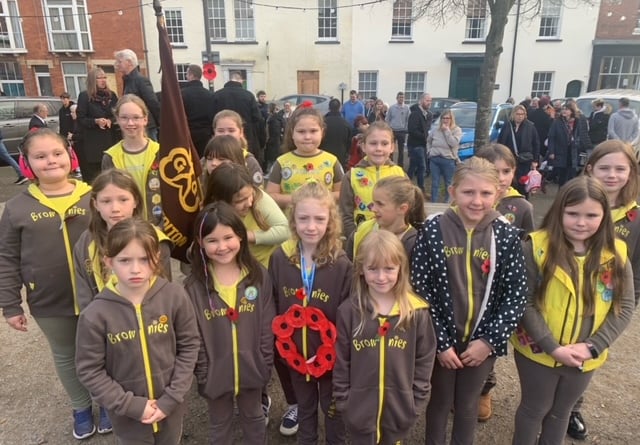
left=451, top=156, right=500, bottom=189
left=114, top=94, right=148, bottom=117
left=212, top=109, right=249, bottom=149
left=439, top=109, right=458, bottom=131
left=352, top=230, right=415, bottom=335
left=288, top=181, right=342, bottom=266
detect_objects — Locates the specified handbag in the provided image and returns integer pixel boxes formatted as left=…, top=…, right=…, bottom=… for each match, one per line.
left=510, top=123, right=534, bottom=163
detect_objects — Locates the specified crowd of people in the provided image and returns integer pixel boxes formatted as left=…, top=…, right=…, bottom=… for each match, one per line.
left=1, top=53, right=639, bottom=445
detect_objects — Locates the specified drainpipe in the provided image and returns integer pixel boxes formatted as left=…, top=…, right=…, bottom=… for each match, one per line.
left=203, top=0, right=214, bottom=91
left=508, top=0, right=521, bottom=98
left=139, top=0, right=151, bottom=77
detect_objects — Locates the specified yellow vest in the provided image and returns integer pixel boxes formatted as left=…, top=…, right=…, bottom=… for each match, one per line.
left=510, top=230, right=626, bottom=371
left=277, top=151, right=338, bottom=194
left=243, top=211, right=277, bottom=268
left=350, top=163, right=405, bottom=226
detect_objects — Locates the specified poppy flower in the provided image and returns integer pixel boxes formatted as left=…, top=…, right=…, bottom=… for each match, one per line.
left=519, top=175, right=529, bottom=185
left=600, top=269, right=612, bottom=286
left=627, top=210, right=637, bottom=222
left=226, top=307, right=239, bottom=322
left=378, top=321, right=391, bottom=337
left=151, top=161, right=159, bottom=171
left=305, top=306, right=325, bottom=330
left=481, top=258, right=491, bottom=275
left=275, top=337, right=297, bottom=359
left=272, top=315, right=294, bottom=338
left=360, top=177, right=369, bottom=186
left=320, top=321, right=337, bottom=345
left=285, top=304, right=306, bottom=328
left=295, top=287, right=306, bottom=301
left=304, top=163, right=314, bottom=171
left=301, top=100, right=314, bottom=109
left=288, top=353, right=308, bottom=375
left=315, top=344, right=337, bottom=369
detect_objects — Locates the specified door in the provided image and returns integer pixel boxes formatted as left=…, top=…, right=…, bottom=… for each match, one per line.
left=297, top=71, right=319, bottom=94
left=454, top=67, right=481, bottom=102
left=565, top=80, right=582, bottom=98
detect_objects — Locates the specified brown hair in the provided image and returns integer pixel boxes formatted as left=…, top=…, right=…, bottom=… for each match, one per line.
left=105, top=218, right=164, bottom=278
left=475, top=143, right=517, bottom=169
left=584, top=140, right=639, bottom=207
left=374, top=176, right=425, bottom=229
left=282, top=107, right=325, bottom=152
left=537, top=176, right=625, bottom=316
left=86, top=68, right=113, bottom=99
left=114, top=94, right=148, bottom=118
left=203, top=135, right=245, bottom=164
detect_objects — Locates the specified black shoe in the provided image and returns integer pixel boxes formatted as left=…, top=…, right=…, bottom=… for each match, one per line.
left=567, top=411, right=588, bottom=440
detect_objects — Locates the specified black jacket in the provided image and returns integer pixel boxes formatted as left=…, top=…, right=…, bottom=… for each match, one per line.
left=123, top=68, right=161, bottom=130
left=547, top=116, right=592, bottom=168
left=28, top=115, right=47, bottom=130
left=528, top=108, right=552, bottom=148
left=181, top=80, right=215, bottom=157
left=211, top=80, right=266, bottom=156
left=407, top=106, right=433, bottom=147
left=59, top=102, right=75, bottom=138
left=321, top=111, right=352, bottom=166
left=588, top=110, right=609, bottom=145
left=497, top=119, right=540, bottom=162
left=76, top=90, right=120, bottom=163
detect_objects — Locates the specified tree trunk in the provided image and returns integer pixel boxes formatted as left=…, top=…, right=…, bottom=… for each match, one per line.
left=474, top=0, right=515, bottom=152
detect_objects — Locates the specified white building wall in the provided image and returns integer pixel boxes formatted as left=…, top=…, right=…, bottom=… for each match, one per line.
left=140, top=1, right=598, bottom=103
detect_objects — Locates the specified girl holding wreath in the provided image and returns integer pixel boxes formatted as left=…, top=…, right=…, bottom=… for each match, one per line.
left=269, top=180, right=352, bottom=445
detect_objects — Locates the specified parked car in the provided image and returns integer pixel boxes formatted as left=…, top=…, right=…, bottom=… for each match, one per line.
left=430, top=97, right=460, bottom=119
left=576, top=89, right=640, bottom=156
left=276, top=94, right=332, bottom=115
left=433, top=101, right=513, bottom=160
left=0, top=96, right=62, bottom=162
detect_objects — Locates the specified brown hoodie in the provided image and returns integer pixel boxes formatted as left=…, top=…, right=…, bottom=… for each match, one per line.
left=75, top=277, right=199, bottom=439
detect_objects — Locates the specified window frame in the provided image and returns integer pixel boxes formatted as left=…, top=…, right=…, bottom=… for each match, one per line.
left=233, top=0, right=255, bottom=41
left=358, top=71, right=378, bottom=101
left=0, top=1, right=25, bottom=50
left=43, top=0, right=92, bottom=52
left=0, top=61, right=24, bottom=95
left=175, top=63, right=190, bottom=87
left=538, top=0, right=562, bottom=39
left=531, top=71, right=554, bottom=98
left=391, top=0, right=412, bottom=40
left=207, top=0, right=227, bottom=42
left=464, top=0, right=487, bottom=41
left=61, top=61, right=87, bottom=99
left=317, top=0, right=338, bottom=41
left=164, top=8, right=185, bottom=46
left=404, top=72, right=426, bottom=104
left=598, top=56, right=640, bottom=90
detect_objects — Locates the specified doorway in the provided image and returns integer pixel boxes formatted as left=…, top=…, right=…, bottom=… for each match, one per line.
left=565, top=80, right=582, bottom=98
left=447, top=56, right=484, bottom=102
left=297, top=71, right=319, bottom=94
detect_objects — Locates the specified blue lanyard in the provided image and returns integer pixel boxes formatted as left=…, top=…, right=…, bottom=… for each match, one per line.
left=299, top=244, right=316, bottom=300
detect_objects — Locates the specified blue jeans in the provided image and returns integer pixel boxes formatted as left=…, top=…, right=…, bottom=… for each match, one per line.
left=408, top=145, right=426, bottom=190
left=430, top=156, right=456, bottom=203
left=0, top=139, right=22, bottom=177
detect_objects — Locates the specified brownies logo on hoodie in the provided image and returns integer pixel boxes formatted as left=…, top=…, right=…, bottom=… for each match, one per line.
left=106, top=315, right=170, bottom=344
left=30, top=206, right=86, bottom=222
left=147, top=315, right=170, bottom=335
left=353, top=335, right=408, bottom=351
left=282, top=286, right=330, bottom=303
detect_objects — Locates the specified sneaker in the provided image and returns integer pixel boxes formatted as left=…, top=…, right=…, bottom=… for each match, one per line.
left=477, top=394, right=492, bottom=422
left=14, top=176, right=28, bottom=185
left=97, top=406, right=113, bottom=434
left=261, top=394, right=271, bottom=426
left=279, top=404, right=298, bottom=436
left=567, top=411, right=588, bottom=440
left=72, top=407, right=96, bottom=440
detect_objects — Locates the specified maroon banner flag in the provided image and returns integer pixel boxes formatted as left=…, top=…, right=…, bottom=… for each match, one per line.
left=155, top=4, right=203, bottom=262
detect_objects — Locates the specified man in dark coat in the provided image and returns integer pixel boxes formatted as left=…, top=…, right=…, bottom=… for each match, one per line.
left=114, top=48, right=161, bottom=141
left=321, top=99, right=352, bottom=167
left=58, top=92, right=75, bottom=140
left=528, top=95, right=553, bottom=157
left=407, top=93, right=433, bottom=190
left=28, top=103, right=49, bottom=130
left=211, top=71, right=266, bottom=168
left=181, top=64, right=214, bottom=157
left=256, top=90, right=269, bottom=121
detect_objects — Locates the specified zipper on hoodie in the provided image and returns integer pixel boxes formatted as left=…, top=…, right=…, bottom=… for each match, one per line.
left=232, top=320, right=240, bottom=396
left=302, top=297, right=311, bottom=382
left=59, top=214, right=80, bottom=315
left=462, top=229, right=475, bottom=342
left=135, top=304, right=158, bottom=433
left=376, top=317, right=387, bottom=444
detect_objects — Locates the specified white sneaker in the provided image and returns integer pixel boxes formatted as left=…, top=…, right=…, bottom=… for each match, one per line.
left=279, top=404, right=298, bottom=436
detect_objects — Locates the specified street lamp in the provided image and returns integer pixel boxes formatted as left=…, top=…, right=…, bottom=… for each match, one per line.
left=339, top=82, right=347, bottom=104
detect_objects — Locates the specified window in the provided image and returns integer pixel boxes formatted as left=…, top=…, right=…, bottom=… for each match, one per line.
left=538, top=0, right=562, bottom=38
left=207, top=0, right=227, bottom=41
left=44, top=0, right=92, bottom=51
left=465, top=0, right=487, bottom=40
left=318, top=0, right=337, bottom=40
left=165, top=9, right=185, bottom=45
left=391, top=0, right=412, bottom=39
left=0, top=61, right=23, bottom=95
left=234, top=0, right=255, bottom=41
left=0, top=1, right=24, bottom=49
left=634, top=7, right=640, bottom=34
left=62, top=62, right=87, bottom=99
left=405, top=72, right=426, bottom=103
left=358, top=71, right=378, bottom=100
left=531, top=72, right=553, bottom=97
left=176, top=64, right=190, bottom=86
left=598, top=56, right=640, bottom=90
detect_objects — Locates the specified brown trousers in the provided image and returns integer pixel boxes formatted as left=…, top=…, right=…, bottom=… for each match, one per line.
left=206, top=388, right=265, bottom=444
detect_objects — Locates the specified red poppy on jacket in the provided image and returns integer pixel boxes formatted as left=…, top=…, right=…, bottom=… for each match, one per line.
left=226, top=307, right=239, bottom=322
left=627, top=210, right=637, bottom=222
left=378, top=321, right=391, bottom=337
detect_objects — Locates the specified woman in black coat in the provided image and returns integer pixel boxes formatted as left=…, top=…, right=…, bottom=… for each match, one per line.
left=76, top=68, right=119, bottom=183
left=588, top=98, right=610, bottom=145
left=547, top=101, right=592, bottom=187
left=497, top=104, right=540, bottom=196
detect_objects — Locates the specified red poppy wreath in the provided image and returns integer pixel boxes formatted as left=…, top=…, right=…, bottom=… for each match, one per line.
left=272, top=303, right=337, bottom=378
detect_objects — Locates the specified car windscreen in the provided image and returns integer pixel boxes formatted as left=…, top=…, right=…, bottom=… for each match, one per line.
left=576, top=98, right=640, bottom=116
left=451, top=108, right=477, bottom=128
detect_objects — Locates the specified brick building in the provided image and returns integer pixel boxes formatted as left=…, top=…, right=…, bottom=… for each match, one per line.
left=588, top=0, right=640, bottom=91
left=0, top=0, right=147, bottom=98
